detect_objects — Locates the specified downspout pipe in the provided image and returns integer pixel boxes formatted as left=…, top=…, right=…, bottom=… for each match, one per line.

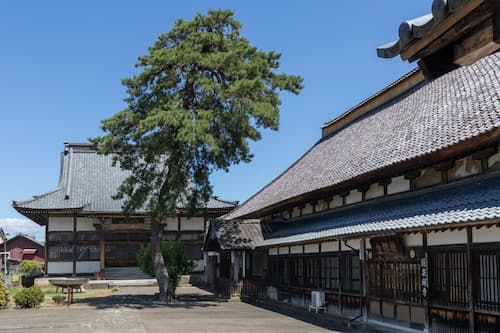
left=343, top=239, right=363, bottom=328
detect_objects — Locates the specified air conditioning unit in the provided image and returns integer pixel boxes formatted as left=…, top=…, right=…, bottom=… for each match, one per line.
left=309, top=291, right=326, bottom=314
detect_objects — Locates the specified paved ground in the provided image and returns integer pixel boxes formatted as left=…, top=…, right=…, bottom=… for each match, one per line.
left=0, top=286, right=372, bottom=333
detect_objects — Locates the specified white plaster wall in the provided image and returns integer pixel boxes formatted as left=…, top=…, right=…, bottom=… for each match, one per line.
left=488, top=149, right=500, bottom=169
left=278, top=246, right=289, bottom=255
left=387, top=176, right=410, bottom=195
left=269, top=248, right=278, bottom=255
left=193, top=259, right=204, bottom=272
left=292, top=207, right=301, bottom=218
left=331, top=196, right=343, bottom=208
left=317, top=200, right=329, bottom=212
left=365, top=183, right=384, bottom=200
left=473, top=225, right=500, bottom=243
left=403, top=233, right=422, bottom=247
left=449, top=157, right=480, bottom=180
left=290, top=245, right=303, bottom=254
left=47, top=262, right=73, bottom=274
left=77, top=218, right=96, bottom=231
left=48, top=217, right=74, bottom=231
left=163, top=217, right=178, bottom=231
left=428, top=229, right=467, bottom=246
left=302, top=203, right=314, bottom=215
left=346, top=190, right=362, bottom=205
left=321, top=241, right=338, bottom=252
left=341, top=239, right=360, bottom=251
left=181, top=217, right=205, bottom=231
left=304, top=243, right=319, bottom=253
left=76, top=261, right=100, bottom=274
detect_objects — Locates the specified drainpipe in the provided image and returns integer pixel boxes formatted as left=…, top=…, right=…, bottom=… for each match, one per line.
left=344, top=239, right=363, bottom=328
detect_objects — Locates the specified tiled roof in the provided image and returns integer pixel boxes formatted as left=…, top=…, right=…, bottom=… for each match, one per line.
left=226, top=52, right=500, bottom=220
left=209, top=220, right=265, bottom=250
left=13, top=143, right=237, bottom=214
left=261, top=174, right=500, bottom=247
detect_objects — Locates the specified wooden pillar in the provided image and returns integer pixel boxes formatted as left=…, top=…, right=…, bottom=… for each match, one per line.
left=361, top=238, right=368, bottom=322
left=422, top=231, right=430, bottom=333
left=466, top=226, right=475, bottom=333
left=338, top=240, right=343, bottom=313
left=44, top=222, right=49, bottom=275
left=242, top=250, right=246, bottom=279
left=176, top=215, right=181, bottom=241
left=100, top=235, right=105, bottom=271
left=72, top=215, right=77, bottom=275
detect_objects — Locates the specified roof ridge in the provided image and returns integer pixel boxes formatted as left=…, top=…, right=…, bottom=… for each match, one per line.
left=321, top=68, right=421, bottom=129
left=13, top=187, right=62, bottom=206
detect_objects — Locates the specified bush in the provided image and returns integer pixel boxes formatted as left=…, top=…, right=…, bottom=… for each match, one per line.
left=137, top=241, right=194, bottom=297
left=14, top=286, right=45, bottom=308
left=52, top=295, right=66, bottom=304
left=0, top=282, right=9, bottom=309
left=20, top=260, right=43, bottom=277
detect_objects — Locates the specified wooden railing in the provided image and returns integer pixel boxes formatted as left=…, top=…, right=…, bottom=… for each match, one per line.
left=214, top=278, right=267, bottom=299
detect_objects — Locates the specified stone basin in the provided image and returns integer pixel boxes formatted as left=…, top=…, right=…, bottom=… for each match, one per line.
left=49, top=278, right=89, bottom=287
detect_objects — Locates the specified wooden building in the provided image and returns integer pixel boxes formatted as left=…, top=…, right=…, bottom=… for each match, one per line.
left=13, top=142, right=237, bottom=277
left=4, top=234, right=45, bottom=266
left=214, top=1, right=500, bottom=332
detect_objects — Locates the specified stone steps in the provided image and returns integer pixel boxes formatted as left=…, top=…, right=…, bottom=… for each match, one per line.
left=104, top=267, right=152, bottom=280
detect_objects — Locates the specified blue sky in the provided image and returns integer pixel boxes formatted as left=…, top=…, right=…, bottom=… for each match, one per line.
left=0, top=1, right=431, bottom=240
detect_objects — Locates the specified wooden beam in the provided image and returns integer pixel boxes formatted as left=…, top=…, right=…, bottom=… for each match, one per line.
left=454, top=16, right=500, bottom=66
left=418, top=45, right=460, bottom=80
left=402, top=0, right=485, bottom=61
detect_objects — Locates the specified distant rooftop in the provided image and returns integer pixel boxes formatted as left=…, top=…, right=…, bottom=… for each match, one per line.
left=13, top=142, right=238, bottom=224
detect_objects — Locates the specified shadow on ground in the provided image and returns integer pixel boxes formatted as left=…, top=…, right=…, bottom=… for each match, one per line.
left=74, top=286, right=224, bottom=310
left=244, top=299, right=393, bottom=333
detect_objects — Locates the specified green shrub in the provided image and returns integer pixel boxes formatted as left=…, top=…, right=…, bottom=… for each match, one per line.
left=52, top=295, right=66, bottom=304
left=0, top=282, right=9, bottom=309
left=20, top=260, right=42, bottom=277
left=13, top=286, right=45, bottom=308
left=137, top=241, right=194, bottom=297
left=111, top=287, right=119, bottom=293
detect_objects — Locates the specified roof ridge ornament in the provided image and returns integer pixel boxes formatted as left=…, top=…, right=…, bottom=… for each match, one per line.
left=378, top=0, right=500, bottom=79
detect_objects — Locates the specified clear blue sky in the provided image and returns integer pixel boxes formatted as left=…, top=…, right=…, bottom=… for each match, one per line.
left=0, top=1, right=431, bottom=240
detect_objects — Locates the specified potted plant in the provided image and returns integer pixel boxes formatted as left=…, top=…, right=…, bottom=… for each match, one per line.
left=20, top=260, right=42, bottom=288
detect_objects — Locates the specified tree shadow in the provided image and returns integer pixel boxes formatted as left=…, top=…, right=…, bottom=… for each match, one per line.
left=74, top=288, right=225, bottom=310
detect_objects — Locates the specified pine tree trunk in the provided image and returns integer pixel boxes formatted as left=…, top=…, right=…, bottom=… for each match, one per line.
left=151, top=219, right=171, bottom=303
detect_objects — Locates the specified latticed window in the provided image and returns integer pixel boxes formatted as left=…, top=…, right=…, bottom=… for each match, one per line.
left=474, top=247, right=500, bottom=312
left=429, top=248, right=468, bottom=308
left=48, top=245, right=73, bottom=260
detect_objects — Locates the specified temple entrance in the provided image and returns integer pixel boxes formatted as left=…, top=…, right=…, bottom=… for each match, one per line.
left=104, top=232, right=150, bottom=267
left=367, top=251, right=424, bottom=330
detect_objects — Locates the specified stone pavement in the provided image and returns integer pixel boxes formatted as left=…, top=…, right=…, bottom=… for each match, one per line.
left=0, top=286, right=381, bottom=333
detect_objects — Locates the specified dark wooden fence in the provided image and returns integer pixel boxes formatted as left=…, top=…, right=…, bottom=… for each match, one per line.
left=214, top=278, right=267, bottom=299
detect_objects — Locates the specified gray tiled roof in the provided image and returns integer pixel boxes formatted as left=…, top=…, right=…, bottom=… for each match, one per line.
left=13, top=143, right=237, bottom=214
left=261, top=174, right=500, bottom=247
left=226, top=52, right=500, bottom=220
left=209, top=219, right=265, bottom=250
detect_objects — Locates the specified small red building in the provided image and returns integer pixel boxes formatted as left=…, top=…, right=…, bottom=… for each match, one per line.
left=6, top=235, right=45, bottom=266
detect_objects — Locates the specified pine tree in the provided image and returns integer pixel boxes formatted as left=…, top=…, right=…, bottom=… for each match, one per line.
left=91, top=9, right=303, bottom=303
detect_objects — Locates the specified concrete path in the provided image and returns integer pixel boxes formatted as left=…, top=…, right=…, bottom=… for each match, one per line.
left=0, top=286, right=370, bottom=333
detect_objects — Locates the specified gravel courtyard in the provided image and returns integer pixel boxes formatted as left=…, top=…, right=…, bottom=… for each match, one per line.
left=0, top=286, right=379, bottom=333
